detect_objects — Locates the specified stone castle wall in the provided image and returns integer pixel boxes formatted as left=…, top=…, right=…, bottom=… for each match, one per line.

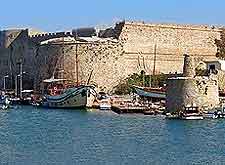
left=0, top=29, right=23, bottom=48
left=0, top=21, right=223, bottom=92
left=35, top=41, right=125, bottom=92
left=15, top=22, right=225, bottom=92
left=0, top=29, right=37, bottom=90
left=119, top=22, right=221, bottom=74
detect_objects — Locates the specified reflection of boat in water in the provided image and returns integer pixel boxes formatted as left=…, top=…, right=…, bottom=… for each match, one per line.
left=133, top=85, right=166, bottom=99
left=42, top=79, right=96, bottom=108
left=0, top=96, right=10, bottom=110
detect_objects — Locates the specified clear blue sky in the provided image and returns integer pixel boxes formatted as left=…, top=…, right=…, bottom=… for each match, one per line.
left=0, top=0, right=224, bottom=32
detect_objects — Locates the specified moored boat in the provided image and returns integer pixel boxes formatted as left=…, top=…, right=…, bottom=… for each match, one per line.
left=179, top=106, right=203, bottom=120
left=133, top=85, right=166, bottom=99
left=165, top=113, right=180, bottom=119
left=180, top=113, right=204, bottom=120
left=99, top=99, right=111, bottom=110
left=202, top=111, right=218, bottom=119
left=42, top=84, right=96, bottom=109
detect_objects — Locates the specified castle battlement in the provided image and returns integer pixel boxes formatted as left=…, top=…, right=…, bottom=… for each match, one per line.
left=30, top=31, right=73, bottom=43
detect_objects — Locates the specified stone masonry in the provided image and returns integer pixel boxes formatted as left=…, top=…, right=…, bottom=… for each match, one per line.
left=0, top=21, right=223, bottom=92
left=166, top=55, right=219, bottom=112
left=35, top=40, right=125, bottom=92
left=119, top=22, right=221, bottom=75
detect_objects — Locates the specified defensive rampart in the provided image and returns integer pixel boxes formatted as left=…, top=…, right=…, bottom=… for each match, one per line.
left=0, top=21, right=223, bottom=92
left=119, top=21, right=222, bottom=74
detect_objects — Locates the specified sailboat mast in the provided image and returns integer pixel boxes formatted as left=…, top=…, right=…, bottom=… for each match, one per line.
left=75, top=43, right=79, bottom=86
left=153, top=44, right=157, bottom=76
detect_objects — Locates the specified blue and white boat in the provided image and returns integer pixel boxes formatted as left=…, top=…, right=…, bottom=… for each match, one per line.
left=41, top=78, right=97, bottom=109
left=42, top=85, right=96, bottom=109
left=133, top=85, right=166, bottom=99
left=203, top=111, right=218, bottom=119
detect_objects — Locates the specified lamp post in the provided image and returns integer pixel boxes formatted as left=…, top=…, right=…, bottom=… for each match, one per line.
left=15, top=71, right=26, bottom=97
left=16, top=59, right=25, bottom=99
left=3, top=75, right=9, bottom=91
left=15, top=74, right=20, bottom=97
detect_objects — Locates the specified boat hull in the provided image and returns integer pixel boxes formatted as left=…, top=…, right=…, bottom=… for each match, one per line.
left=42, top=86, right=96, bottom=109
left=180, top=116, right=203, bottom=120
left=99, top=103, right=111, bottom=110
left=133, top=86, right=166, bottom=99
left=203, top=113, right=218, bottom=119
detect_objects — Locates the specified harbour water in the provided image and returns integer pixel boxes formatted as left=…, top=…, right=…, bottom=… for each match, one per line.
left=1, top=106, right=225, bottom=164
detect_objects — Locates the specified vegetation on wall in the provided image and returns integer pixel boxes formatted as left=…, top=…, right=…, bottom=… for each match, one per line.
left=113, top=72, right=168, bottom=95
left=215, top=29, right=225, bottom=59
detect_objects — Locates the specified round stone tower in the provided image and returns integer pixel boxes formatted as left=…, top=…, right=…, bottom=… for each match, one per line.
left=183, top=54, right=195, bottom=77
left=166, top=54, right=219, bottom=112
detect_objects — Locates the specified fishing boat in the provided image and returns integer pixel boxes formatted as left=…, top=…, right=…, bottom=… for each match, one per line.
left=133, top=85, right=166, bottom=99
left=133, top=44, right=166, bottom=100
left=41, top=42, right=97, bottom=109
left=42, top=78, right=96, bottom=109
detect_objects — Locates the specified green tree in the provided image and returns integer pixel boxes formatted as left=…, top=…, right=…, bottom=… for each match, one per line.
left=113, top=73, right=168, bottom=95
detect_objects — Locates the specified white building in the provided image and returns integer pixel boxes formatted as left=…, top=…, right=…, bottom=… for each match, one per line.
left=205, top=60, right=225, bottom=72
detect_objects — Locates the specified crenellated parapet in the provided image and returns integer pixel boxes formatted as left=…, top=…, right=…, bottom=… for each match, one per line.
left=29, top=31, right=73, bottom=43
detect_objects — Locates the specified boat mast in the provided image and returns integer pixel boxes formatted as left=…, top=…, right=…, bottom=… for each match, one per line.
left=153, top=44, right=157, bottom=77
left=87, top=69, right=94, bottom=85
left=62, top=36, right=65, bottom=79
left=75, top=43, right=79, bottom=86
left=152, top=44, right=157, bottom=87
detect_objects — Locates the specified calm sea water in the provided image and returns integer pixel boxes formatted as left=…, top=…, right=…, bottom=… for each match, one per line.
left=0, top=106, right=225, bottom=165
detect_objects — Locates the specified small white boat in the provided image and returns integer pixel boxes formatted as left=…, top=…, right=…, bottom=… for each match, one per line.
left=180, top=114, right=204, bottom=120
left=165, top=113, right=180, bottom=119
left=179, top=106, right=203, bottom=120
left=99, top=99, right=111, bottom=110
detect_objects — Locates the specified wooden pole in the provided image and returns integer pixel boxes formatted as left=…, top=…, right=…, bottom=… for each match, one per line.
left=76, top=44, right=79, bottom=86
left=153, top=44, right=157, bottom=76
left=152, top=44, right=157, bottom=87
